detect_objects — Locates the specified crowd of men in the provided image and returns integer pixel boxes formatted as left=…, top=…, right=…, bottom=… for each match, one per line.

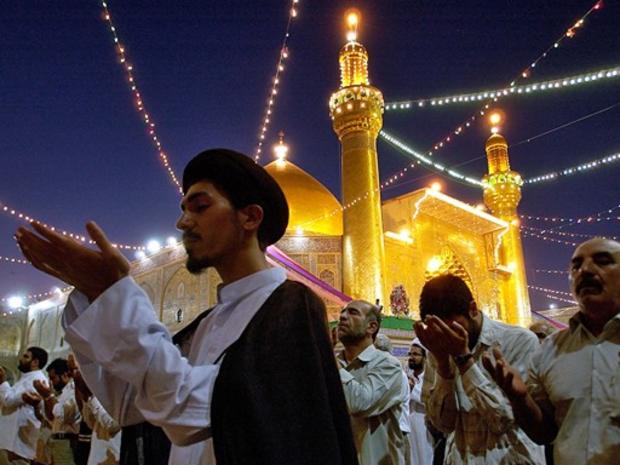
left=0, top=351, right=121, bottom=465
left=1, top=147, right=617, bottom=465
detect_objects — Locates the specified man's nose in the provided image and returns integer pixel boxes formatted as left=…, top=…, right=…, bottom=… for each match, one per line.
left=176, top=213, right=191, bottom=231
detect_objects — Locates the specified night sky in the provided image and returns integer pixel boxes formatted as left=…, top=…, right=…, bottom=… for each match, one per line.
left=1, top=0, right=619, bottom=311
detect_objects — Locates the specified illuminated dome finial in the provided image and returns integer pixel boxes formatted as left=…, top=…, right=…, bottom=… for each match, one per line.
left=273, top=131, right=289, bottom=167
left=345, top=9, right=361, bottom=42
left=488, top=109, right=505, bottom=134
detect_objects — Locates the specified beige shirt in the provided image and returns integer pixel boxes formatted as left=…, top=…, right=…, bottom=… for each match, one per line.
left=338, top=344, right=406, bottom=465
left=424, top=314, right=544, bottom=465
left=528, top=312, right=620, bottom=465
left=51, top=380, right=81, bottom=434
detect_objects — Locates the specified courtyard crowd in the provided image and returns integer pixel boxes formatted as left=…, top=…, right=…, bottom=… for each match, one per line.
left=0, top=148, right=617, bottom=464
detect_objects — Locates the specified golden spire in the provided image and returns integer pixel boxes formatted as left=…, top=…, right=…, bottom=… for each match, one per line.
left=329, top=9, right=387, bottom=304
left=339, top=9, right=369, bottom=87
left=482, top=111, right=530, bottom=327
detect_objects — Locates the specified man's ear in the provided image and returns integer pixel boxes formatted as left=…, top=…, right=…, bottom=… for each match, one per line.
left=367, top=319, right=379, bottom=338
left=468, top=300, right=479, bottom=319
left=31, top=359, right=39, bottom=370
left=238, top=204, right=264, bottom=233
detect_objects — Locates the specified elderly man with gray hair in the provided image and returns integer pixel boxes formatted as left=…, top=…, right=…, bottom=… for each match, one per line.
left=337, top=300, right=406, bottom=465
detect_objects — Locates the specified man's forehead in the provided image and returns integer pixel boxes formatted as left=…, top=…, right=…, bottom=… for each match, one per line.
left=573, top=238, right=620, bottom=259
left=343, top=300, right=370, bottom=313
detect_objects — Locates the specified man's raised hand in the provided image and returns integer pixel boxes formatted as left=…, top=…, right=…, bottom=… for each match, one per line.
left=482, top=347, right=528, bottom=400
left=16, top=221, right=130, bottom=302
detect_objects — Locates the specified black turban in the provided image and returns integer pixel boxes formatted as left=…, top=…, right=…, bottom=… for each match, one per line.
left=182, top=148, right=289, bottom=246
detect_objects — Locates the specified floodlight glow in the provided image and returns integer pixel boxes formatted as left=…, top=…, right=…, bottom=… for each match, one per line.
left=135, top=251, right=146, bottom=260
left=166, top=236, right=177, bottom=247
left=146, top=240, right=161, bottom=254
left=8, top=296, right=23, bottom=309
left=430, top=182, right=442, bottom=192
left=426, top=256, right=443, bottom=273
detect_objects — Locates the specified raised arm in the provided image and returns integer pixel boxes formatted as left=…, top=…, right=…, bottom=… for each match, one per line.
left=482, top=347, right=557, bottom=444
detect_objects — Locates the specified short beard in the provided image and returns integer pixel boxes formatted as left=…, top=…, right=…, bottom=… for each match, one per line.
left=17, top=363, right=29, bottom=373
left=338, top=332, right=366, bottom=346
left=185, top=254, right=212, bottom=275
left=408, top=360, right=424, bottom=371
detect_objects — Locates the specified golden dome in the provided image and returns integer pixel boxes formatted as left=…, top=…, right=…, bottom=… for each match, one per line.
left=485, top=132, right=507, bottom=150
left=265, top=160, right=343, bottom=236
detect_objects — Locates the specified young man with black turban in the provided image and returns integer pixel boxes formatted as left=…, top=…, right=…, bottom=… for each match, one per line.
left=16, top=149, right=358, bottom=465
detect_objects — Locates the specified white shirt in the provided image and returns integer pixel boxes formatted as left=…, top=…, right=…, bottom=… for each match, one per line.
left=424, top=314, right=544, bottom=465
left=62, top=267, right=287, bottom=465
left=0, top=369, right=48, bottom=460
left=82, top=396, right=121, bottom=465
left=527, top=312, right=620, bottom=465
left=338, top=344, right=406, bottom=465
left=51, top=380, right=80, bottom=434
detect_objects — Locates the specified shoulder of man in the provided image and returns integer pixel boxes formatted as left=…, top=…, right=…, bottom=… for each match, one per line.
left=264, top=279, right=327, bottom=317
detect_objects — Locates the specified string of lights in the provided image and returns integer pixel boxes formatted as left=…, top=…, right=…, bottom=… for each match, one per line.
left=521, top=203, right=620, bottom=223
left=1, top=200, right=145, bottom=251
left=529, top=285, right=574, bottom=298
left=510, top=0, right=603, bottom=86
left=253, top=0, right=300, bottom=163
left=535, top=269, right=568, bottom=275
left=379, top=131, right=483, bottom=187
left=522, top=229, right=578, bottom=246
left=384, top=0, right=605, bottom=160
left=385, top=66, right=620, bottom=111
left=525, top=151, right=620, bottom=184
left=100, top=1, right=181, bottom=191
left=1, top=286, right=73, bottom=316
left=521, top=224, right=619, bottom=241
left=0, top=255, right=29, bottom=265
left=545, top=294, right=577, bottom=305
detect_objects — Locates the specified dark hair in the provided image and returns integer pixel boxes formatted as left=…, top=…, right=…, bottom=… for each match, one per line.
left=47, top=358, right=69, bottom=376
left=419, top=274, right=473, bottom=320
left=27, top=346, right=48, bottom=370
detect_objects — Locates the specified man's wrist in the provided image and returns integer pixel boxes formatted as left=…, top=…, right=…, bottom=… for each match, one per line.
left=453, top=351, right=473, bottom=366
left=43, top=393, right=55, bottom=401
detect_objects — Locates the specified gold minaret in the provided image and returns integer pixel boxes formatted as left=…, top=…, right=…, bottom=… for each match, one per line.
left=329, top=10, right=387, bottom=304
left=482, top=113, right=531, bottom=326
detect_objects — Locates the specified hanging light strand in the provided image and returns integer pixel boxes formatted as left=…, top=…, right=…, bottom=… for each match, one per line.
left=1, top=286, right=73, bottom=307
left=1, top=200, right=145, bottom=250
left=385, top=65, right=620, bottom=111
left=535, top=269, right=569, bottom=275
left=380, top=131, right=483, bottom=187
left=522, top=229, right=578, bottom=246
left=0, top=255, right=29, bottom=265
left=253, top=0, right=300, bottom=163
left=544, top=294, right=578, bottom=305
left=99, top=1, right=181, bottom=191
left=529, top=285, right=575, bottom=298
left=385, top=0, right=605, bottom=160
left=525, top=151, right=620, bottom=184
left=521, top=224, right=619, bottom=241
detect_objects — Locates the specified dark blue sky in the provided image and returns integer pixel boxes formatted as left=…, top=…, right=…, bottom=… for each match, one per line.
left=1, top=0, right=618, bottom=311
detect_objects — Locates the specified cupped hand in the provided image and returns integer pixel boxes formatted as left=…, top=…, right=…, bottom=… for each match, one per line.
left=16, top=221, right=131, bottom=302
left=33, top=379, right=52, bottom=398
left=22, top=391, right=42, bottom=406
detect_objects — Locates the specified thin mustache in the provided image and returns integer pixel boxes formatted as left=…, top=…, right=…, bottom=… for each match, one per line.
left=576, top=279, right=601, bottom=292
left=182, top=232, right=201, bottom=241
